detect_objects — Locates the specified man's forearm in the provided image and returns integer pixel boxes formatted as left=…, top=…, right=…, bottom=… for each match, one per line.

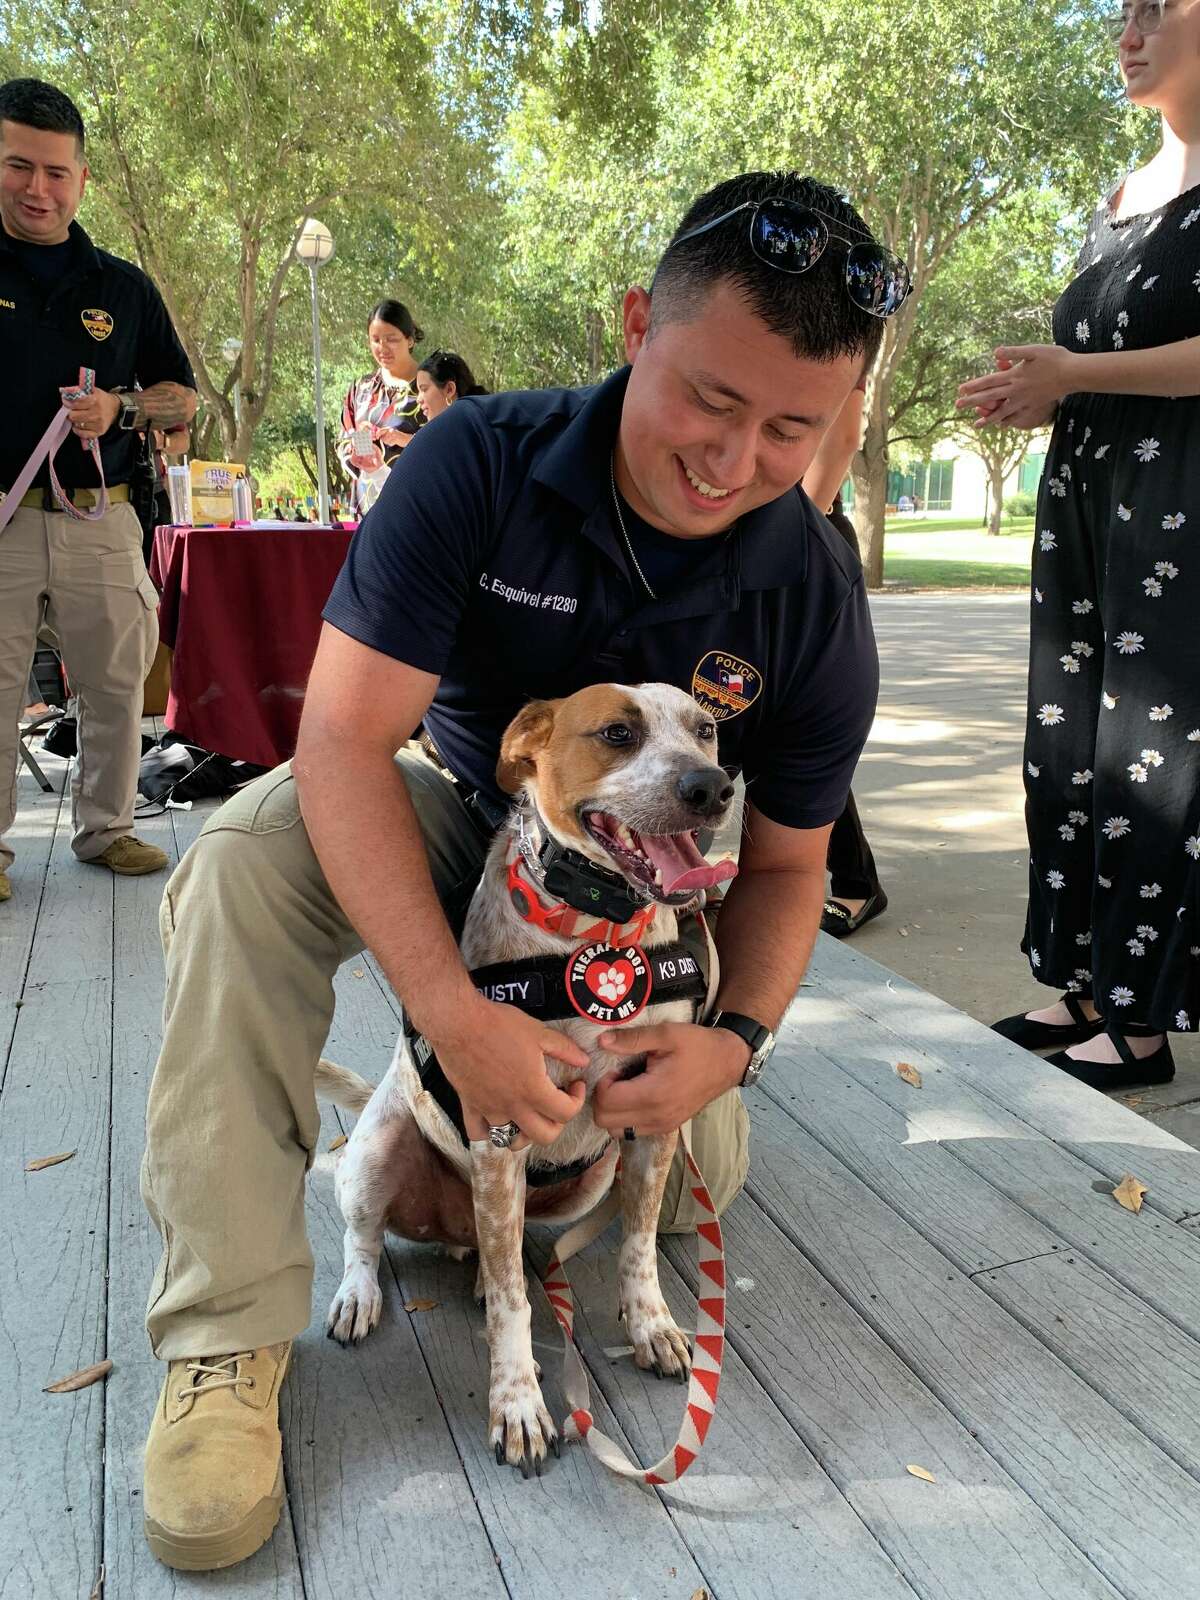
left=292, top=739, right=476, bottom=1036
left=129, top=383, right=197, bottom=429
left=712, top=861, right=826, bottom=1030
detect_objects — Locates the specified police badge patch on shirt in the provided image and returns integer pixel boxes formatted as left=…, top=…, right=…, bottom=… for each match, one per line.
left=691, top=650, right=762, bottom=721
left=81, top=308, right=113, bottom=341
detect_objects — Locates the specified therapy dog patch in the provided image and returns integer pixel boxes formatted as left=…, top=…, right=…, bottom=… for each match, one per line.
left=565, top=942, right=652, bottom=1025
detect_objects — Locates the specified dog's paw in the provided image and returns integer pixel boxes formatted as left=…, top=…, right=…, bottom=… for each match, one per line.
left=624, top=1302, right=692, bottom=1383
left=488, top=1371, right=559, bottom=1478
left=326, top=1266, right=383, bottom=1346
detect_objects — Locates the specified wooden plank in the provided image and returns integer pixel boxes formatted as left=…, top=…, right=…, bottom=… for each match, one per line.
left=558, top=1232, right=921, bottom=1599
left=805, top=938, right=1200, bottom=1221
left=980, top=1251, right=1200, bottom=1480
left=0, top=796, right=112, bottom=1598
left=660, top=1203, right=1124, bottom=1600
left=742, top=1093, right=1200, bottom=1598
left=104, top=802, right=306, bottom=1596
left=373, top=1236, right=716, bottom=1599
left=277, top=958, right=508, bottom=1599
left=777, top=971, right=1200, bottom=1345
left=0, top=764, right=65, bottom=1021
left=764, top=1034, right=1061, bottom=1275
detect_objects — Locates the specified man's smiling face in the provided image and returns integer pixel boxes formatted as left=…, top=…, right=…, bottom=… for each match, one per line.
left=0, top=119, right=86, bottom=245
left=615, top=278, right=862, bottom=539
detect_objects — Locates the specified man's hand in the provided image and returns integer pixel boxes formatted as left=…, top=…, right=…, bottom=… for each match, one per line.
left=66, top=387, right=120, bottom=444
left=592, top=1021, right=749, bottom=1137
left=955, top=345, right=1077, bottom=429
left=428, top=996, right=590, bottom=1149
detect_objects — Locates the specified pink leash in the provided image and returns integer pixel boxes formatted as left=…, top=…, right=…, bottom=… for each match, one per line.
left=0, top=368, right=109, bottom=534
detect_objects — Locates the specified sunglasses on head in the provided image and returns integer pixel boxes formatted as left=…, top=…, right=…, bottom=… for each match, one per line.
left=1107, top=0, right=1163, bottom=39
left=670, top=198, right=914, bottom=320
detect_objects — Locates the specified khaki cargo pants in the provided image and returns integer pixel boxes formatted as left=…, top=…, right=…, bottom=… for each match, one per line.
left=142, top=749, right=750, bottom=1360
left=0, top=500, right=159, bottom=869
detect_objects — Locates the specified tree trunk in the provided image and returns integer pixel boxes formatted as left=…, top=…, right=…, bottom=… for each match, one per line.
left=987, top=459, right=1005, bottom=535
left=586, top=307, right=606, bottom=383
left=855, top=403, right=890, bottom=589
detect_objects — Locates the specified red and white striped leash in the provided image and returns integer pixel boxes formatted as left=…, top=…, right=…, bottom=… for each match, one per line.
left=540, top=1121, right=726, bottom=1484
left=0, top=367, right=110, bottom=534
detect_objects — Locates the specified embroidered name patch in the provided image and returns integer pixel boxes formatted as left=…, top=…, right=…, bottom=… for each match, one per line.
left=691, top=650, right=762, bottom=721
left=565, top=942, right=652, bottom=1025
left=477, top=974, right=546, bottom=1007
left=81, top=308, right=113, bottom=341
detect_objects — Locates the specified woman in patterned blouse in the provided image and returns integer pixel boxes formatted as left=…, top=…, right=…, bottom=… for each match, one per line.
left=957, top=0, right=1200, bottom=1092
left=338, top=299, right=425, bottom=515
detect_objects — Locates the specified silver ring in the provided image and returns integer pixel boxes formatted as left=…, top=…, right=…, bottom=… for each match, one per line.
left=488, top=1120, right=520, bottom=1150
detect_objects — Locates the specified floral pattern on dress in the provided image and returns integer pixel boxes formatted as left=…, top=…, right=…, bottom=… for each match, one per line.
left=1021, top=178, right=1200, bottom=1032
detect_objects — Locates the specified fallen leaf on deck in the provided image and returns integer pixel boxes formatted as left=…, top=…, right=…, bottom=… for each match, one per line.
left=44, top=1358, right=113, bottom=1393
left=1112, top=1174, right=1147, bottom=1214
left=352, top=968, right=365, bottom=978
left=25, top=1150, right=75, bottom=1172
left=89, top=1564, right=105, bottom=1600
left=691, top=1591, right=710, bottom=1600
left=906, top=1463, right=936, bottom=1483
left=896, top=1062, right=922, bottom=1088
left=897, top=926, right=909, bottom=937
left=328, top=1134, right=347, bottom=1151
left=404, top=1298, right=439, bottom=1313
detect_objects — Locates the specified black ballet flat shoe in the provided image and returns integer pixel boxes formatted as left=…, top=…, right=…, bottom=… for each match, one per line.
left=821, top=889, right=888, bottom=939
left=991, top=992, right=1104, bottom=1052
left=1046, top=1025, right=1175, bottom=1092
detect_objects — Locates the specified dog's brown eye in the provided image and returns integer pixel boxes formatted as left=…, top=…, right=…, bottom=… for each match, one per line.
left=698, top=722, right=716, bottom=741
left=599, top=723, right=633, bottom=745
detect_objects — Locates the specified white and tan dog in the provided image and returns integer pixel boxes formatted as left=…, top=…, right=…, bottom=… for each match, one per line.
left=315, top=682, right=736, bottom=1474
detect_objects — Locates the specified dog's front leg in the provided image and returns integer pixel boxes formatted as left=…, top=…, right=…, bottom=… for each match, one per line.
left=618, top=1133, right=692, bottom=1380
left=471, top=1141, right=558, bottom=1475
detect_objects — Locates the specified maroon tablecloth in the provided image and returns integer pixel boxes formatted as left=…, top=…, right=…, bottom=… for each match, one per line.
left=150, top=523, right=354, bottom=767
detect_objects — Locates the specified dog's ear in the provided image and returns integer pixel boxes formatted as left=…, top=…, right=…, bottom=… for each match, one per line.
left=496, top=699, right=559, bottom=794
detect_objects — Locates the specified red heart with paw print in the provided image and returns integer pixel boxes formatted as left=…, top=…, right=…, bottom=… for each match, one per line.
left=585, top=959, right=635, bottom=1005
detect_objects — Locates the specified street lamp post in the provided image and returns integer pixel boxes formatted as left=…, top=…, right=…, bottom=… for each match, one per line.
left=294, top=217, right=336, bottom=523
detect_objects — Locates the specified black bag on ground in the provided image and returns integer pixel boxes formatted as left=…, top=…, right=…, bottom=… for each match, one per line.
left=137, top=739, right=268, bottom=807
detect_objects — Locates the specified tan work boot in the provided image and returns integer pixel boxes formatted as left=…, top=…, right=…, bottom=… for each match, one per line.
left=144, top=1343, right=291, bottom=1571
left=88, top=836, right=168, bottom=876
left=0, top=869, right=10, bottom=903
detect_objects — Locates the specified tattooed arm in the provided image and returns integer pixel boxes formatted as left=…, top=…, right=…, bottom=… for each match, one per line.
left=126, top=383, right=198, bottom=429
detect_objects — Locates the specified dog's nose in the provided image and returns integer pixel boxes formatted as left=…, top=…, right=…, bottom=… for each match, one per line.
left=677, top=766, right=736, bottom=818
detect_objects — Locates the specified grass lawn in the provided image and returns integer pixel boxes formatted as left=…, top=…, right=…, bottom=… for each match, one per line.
left=882, top=517, right=1033, bottom=589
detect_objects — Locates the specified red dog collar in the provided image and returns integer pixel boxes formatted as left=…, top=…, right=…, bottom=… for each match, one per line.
left=506, top=853, right=657, bottom=948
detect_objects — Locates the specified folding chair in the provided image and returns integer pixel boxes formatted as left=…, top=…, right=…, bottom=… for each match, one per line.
left=19, top=662, right=66, bottom=794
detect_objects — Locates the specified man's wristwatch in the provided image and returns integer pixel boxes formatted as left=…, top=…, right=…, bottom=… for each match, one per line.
left=707, top=1010, right=776, bottom=1088
left=113, top=389, right=141, bottom=431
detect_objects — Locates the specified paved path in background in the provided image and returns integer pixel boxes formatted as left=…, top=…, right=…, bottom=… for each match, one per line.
left=848, top=593, right=1200, bottom=1143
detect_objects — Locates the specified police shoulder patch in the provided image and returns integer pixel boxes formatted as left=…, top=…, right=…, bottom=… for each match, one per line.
left=81, top=308, right=113, bottom=341
left=691, top=650, right=762, bottom=722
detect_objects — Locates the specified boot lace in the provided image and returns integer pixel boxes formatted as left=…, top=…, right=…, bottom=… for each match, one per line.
left=177, top=1352, right=255, bottom=1402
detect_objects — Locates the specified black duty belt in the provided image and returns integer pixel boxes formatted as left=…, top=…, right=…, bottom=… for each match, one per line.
left=404, top=925, right=711, bottom=1180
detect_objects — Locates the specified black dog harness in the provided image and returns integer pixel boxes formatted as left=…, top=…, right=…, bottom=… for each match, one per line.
left=405, top=919, right=711, bottom=1183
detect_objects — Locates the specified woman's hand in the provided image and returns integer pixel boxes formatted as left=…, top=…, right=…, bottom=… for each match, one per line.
left=956, top=345, right=1078, bottom=430
left=377, top=427, right=410, bottom=448
left=349, top=448, right=384, bottom=472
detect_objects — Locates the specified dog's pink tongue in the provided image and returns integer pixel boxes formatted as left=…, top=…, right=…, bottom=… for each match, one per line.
left=639, top=831, right=739, bottom=896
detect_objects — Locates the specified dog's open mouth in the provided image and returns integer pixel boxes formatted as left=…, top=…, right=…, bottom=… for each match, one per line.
left=583, top=811, right=738, bottom=901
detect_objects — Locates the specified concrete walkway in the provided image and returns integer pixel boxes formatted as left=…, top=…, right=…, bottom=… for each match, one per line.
left=847, top=594, right=1200, bottom=1144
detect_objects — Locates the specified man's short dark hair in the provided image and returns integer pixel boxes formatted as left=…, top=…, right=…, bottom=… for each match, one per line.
left=651, top=171, right=885, bottom=367
left=0, top=78, right=86, bottom=153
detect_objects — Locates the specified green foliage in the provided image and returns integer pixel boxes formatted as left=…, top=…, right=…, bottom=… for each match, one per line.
left=1003, top=491, right=1038, bottom=518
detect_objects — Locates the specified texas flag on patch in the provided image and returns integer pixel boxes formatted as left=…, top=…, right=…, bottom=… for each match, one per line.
left=719, top=669, right=744, bottom=695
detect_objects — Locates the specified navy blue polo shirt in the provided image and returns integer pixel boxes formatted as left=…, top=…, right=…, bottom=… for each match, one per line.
left=0, top=219, right=194, bottom=491
left=323, top=368, right=878, bottom=831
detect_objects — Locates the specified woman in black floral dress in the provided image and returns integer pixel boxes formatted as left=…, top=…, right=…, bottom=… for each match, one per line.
left=957, top=0, right=1200, bottom=1090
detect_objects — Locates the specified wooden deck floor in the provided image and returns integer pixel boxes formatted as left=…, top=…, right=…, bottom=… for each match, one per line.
left=6, top=745, right=1200, bottom=1600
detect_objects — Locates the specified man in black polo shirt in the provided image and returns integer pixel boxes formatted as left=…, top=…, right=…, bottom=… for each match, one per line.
left=140, top=170, right=909, bottom=1570
left=0, top=79, right=196, bottom=898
